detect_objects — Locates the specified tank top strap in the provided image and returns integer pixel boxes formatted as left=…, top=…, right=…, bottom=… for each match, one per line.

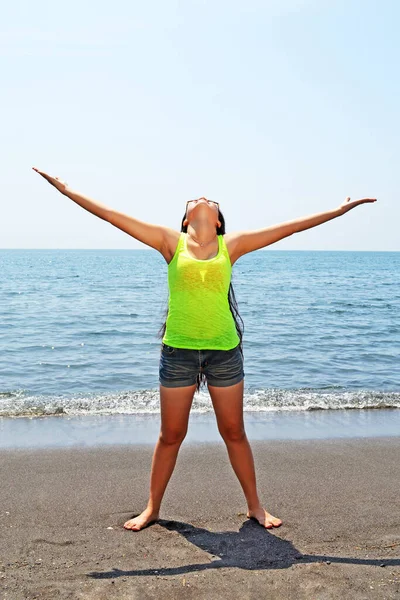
left=220, top=234, right=230, bottom=261
left=168, top=232, right=185, bottom=265
left=177, top=231, right=185, bottom=253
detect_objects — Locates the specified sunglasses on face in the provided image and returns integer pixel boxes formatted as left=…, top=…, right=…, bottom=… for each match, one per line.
left=186, top=199, right=219, bottom=210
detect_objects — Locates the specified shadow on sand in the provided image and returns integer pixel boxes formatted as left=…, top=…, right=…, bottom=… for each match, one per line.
left=87, top=517, right=400, bottom=579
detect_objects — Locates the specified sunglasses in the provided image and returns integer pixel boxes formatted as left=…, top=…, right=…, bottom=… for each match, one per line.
left=186, top=199, right=219, bottom=210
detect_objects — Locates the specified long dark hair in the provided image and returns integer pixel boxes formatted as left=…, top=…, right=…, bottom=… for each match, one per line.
left=157, top=207, right=244, bottom=394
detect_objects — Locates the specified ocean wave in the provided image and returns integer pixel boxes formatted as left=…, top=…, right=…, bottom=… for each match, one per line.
left=1, top=388, right=399, bottom=418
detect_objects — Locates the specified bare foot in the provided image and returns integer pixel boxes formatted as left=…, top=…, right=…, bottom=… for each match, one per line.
left=123, top=508, right=159, bottom=531
left=246, top=507, right=282, bottom=529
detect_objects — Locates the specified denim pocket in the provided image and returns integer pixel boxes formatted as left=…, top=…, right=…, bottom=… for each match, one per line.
left=162, top=343, right=176, bottom=355
left=219, top=344, right=241, bottom=360
left=227, top=344, right=240, bottom=354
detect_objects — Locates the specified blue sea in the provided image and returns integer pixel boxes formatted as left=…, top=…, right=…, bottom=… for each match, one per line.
left=1, top=249, right=399, bottom=448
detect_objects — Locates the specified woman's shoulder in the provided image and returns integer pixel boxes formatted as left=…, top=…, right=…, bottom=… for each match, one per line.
left=161, top=229, right=182, bottom=265
left=222, top=232, right=241, bottom=266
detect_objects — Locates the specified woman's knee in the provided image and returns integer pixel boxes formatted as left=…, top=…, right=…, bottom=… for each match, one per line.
left=219, top=425, right=246, bottom=443
left=159, top=427, right=187, bottom=446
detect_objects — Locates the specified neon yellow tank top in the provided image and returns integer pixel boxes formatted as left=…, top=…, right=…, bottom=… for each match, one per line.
left=162, top=232, right=241, bottom=350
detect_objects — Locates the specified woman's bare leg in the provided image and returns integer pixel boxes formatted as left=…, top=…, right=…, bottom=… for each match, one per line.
left=208, top=380, right=283, bottom=529
left=124, top=383, right=197, bottom=531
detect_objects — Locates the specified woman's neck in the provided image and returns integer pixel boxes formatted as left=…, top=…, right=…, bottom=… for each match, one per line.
left=186, top=219, right=217, bottom=244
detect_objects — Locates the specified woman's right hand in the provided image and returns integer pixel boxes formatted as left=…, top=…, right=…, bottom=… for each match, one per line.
left=32, top=167, right=69, bottom=194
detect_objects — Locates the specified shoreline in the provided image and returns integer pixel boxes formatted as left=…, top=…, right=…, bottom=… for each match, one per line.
left=1, top=408, right=400, bottom=451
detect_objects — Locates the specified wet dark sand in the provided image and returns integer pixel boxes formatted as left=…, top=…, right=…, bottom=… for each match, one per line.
left=1, top=437, right=400, bottom=599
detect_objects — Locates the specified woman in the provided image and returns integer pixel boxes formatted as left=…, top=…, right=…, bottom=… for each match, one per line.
left=32, top=166, right=377, bottom=531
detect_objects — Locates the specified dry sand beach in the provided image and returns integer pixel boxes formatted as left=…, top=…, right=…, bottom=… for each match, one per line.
left=1, top=436, right=400, bottom=599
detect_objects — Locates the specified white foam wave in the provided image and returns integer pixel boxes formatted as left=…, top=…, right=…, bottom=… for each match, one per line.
left=0, top=388, right=399, bottom=418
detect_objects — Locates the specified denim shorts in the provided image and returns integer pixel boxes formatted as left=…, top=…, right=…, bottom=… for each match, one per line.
left=159, top=343, right=245, bottom=388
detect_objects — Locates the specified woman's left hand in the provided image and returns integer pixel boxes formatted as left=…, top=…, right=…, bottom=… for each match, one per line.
left=339, top=196, right=377, bottom=213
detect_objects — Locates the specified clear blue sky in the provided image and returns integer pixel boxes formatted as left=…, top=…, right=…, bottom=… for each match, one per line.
left=2, top=0, right=398, bottom=250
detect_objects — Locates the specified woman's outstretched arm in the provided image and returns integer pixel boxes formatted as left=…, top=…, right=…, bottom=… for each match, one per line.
left=32, top=167, right=169, bottom=253
left=226, top=196, right=377, bottom=261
